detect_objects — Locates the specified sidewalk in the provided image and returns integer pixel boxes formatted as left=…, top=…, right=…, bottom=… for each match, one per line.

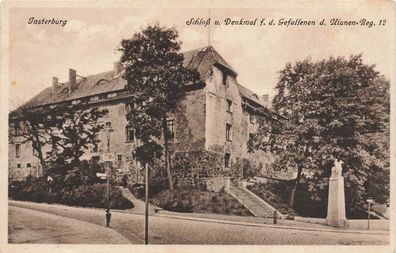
left=155, top=210, right=389, bottom=235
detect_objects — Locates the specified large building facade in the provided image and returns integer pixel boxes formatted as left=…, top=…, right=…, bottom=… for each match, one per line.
left=9, top=46, right=292, bottom=182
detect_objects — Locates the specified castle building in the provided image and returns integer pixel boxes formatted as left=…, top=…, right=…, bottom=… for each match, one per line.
left=9, top=46, right=281, bottom=182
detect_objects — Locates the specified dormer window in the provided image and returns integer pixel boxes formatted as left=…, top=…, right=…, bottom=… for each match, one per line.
left=95, top=79, right=111, bottom=86
left=60, top=87, right=68, bottom=94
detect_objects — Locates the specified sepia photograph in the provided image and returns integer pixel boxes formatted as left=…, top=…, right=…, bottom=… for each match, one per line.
left=0, top=0, right=395, bottom=251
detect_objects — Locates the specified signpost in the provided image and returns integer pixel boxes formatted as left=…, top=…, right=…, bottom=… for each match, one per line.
left=101, top=121, right=114, bottom=227
left=367, top=197, right=374, bottom=230
left=96, top=172, right=107, bottom=179
left=144, top=163, right=149, bottom=245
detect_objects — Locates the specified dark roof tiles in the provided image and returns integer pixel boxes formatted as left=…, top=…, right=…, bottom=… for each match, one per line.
left=17, top=46, right=265, bottom=111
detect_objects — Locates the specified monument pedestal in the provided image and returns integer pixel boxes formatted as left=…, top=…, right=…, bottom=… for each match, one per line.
left=326, top=160, right=347, bottom=228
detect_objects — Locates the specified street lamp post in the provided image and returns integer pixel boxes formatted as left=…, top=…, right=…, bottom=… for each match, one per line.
left=102, top=122, right=114, bottom=227
left=367, top=197, right=374, bottom=230
left=144, top=163, right=149, bottom=245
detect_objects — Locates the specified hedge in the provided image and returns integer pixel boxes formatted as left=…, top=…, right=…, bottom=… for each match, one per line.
left=9, top=177, right=133, bottom=210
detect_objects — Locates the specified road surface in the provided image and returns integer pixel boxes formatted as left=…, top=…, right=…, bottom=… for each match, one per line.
left=8, top=201, right=389, bottom=245
left=8, top=205, right=129, bottom=243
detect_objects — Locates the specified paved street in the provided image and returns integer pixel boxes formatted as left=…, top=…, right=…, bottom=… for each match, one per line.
left=8, top=201, right=389, bottom=245
left=8, top=206, right=129, bottom=243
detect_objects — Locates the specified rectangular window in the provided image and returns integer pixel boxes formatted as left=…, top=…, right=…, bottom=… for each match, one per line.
left=26, top=163, right=31, bottom=168
left=117, top=154, right=122, bottom=164
left=93, top=133, right=99, bottom=152
left=225, top=153, right=231, bottom=168
left=223, top=71, right=228, bottom=85
left=15, top=144, right=20, bottom=158
left=226, top=124, right=232, bottom=141
left=166, top=119, right=175, bottom=139
left=14, top=122, right=20, bottom=135
left=107, top=92, right=117, bottom=98
left=71, top=99, right=81, bottom=105
left=17, top=163, right=21, bottom=169
left=90, top=96, right=99, bottom=102
left=226, top=99, right=233, bottom=113
left=249, top=133, right=254, bottom=142
left=126, top=125, right=135, bottom=142
left=249, top=113, right=256, bottom=124
left=92, top=155, right=100, bottom=164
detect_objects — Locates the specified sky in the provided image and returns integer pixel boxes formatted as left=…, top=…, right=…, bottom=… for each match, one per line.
left=8, top=2, right=395, bottom=110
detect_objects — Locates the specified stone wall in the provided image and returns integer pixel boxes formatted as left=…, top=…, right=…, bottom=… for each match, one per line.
left=8, top=136, right=43, bottom=181
left=171, top=88, right=206, bottom=151
left=172, top=150, right=233, bottom=178
left=200, top=177, right=230, bottom=192
left=204, top=66, right=245, bottom=177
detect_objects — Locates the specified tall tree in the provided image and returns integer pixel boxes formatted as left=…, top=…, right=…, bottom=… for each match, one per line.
left=47, top=106, right=108, bottom=167
left=119, top=24, right=199, bottom=190
left=9, top=109, right=52, bottom=173
left=250, top=55, right=389, bottom=213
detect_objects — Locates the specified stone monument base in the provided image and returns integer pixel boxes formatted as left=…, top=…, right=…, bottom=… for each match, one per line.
left=326, top=160, right=347, bottom=228
left=326, top=218, right=348, bottom=228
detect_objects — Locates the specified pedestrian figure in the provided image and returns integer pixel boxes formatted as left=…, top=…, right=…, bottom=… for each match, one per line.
left=273, top=210, right=277, bottom=224
left=105, top=207, right=111, bottom=227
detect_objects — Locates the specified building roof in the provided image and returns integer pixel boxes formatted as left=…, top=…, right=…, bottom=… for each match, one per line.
left=237, top=84, right=268, bottom=107
left=183, top=46, right=237, bottom=77
left=14, top=46, right=265, bottom=113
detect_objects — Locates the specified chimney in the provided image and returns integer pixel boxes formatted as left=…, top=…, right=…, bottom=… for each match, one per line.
left=69, top=68, right=77, bottom=94
left=52, top=77, right=59, bottom=94
left=114, top=62, right=124, bottom=77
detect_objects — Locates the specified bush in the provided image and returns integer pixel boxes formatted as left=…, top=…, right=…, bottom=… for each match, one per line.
left=9, top=177, right=133, bottom=210
left=151, top=188, right=252, bottom=216
left=247, top=181, right=333, bottom=218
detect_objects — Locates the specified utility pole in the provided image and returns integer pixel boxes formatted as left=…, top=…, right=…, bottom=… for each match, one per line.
left=144, top=163, right=149, bottom=244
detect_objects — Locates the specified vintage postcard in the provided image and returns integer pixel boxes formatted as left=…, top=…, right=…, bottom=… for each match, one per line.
left=0, top=0, right=395, bottom=252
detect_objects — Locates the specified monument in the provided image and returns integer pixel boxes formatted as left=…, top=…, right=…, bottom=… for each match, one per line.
left=326, top=159, right=347, bottom=228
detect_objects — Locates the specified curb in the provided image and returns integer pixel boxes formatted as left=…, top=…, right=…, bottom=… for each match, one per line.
left=156, top=212, right=389, bottom=236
